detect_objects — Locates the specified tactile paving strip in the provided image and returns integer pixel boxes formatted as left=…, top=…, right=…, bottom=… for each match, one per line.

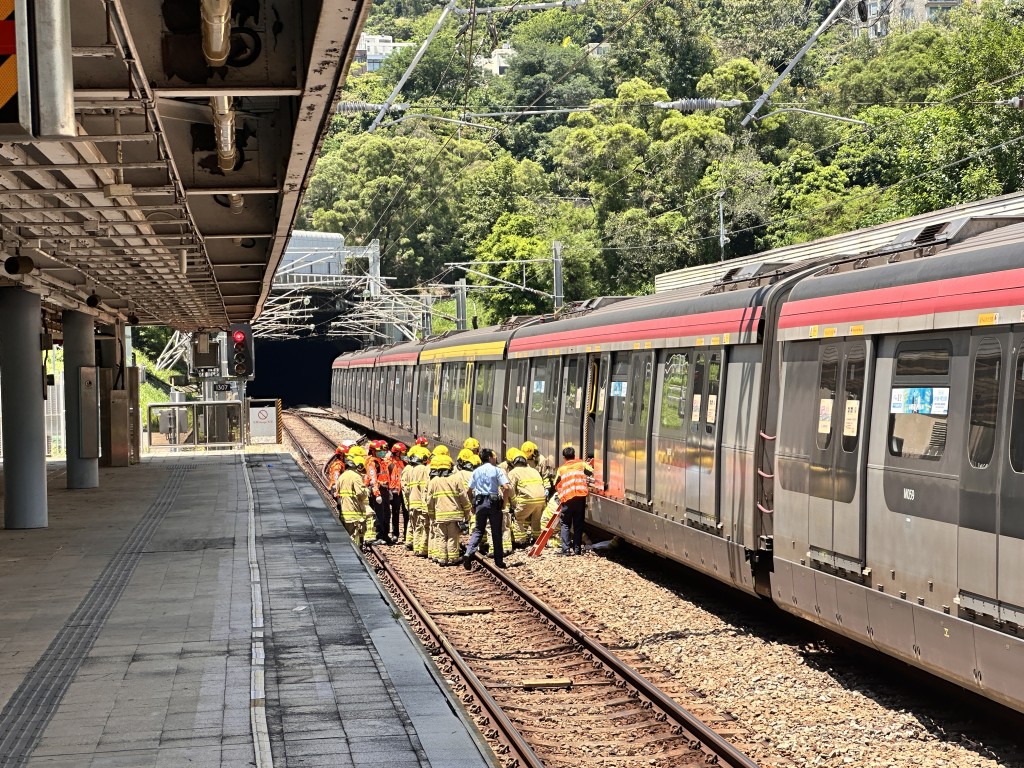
left=0, top=465, right=189, bottom=767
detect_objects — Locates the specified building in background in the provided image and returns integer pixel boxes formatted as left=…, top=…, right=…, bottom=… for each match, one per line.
left=863, top=0, right=962, bottom=38
left=354, top=34, right=415, bottom=73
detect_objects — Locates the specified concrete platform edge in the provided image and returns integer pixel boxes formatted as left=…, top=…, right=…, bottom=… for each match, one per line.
left=278, top=455, right=499, bottom=768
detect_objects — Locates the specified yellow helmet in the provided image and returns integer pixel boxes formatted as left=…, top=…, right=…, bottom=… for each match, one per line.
left=457, top=448, right=475, bottom=464
left=521, top=441, right=539, bottom=458
left=468, top=453, right=481, bottom=467
left=432, top=445, right=450, bottom=457
left=431, top=454, right=453, bottom=470
left=350, top=455, right=366, bottom=469
left=464, top=437, right=480, bottom=451
left=349, top=445, right=368, bottom=458
left=506, top=447, right=524, bottom=464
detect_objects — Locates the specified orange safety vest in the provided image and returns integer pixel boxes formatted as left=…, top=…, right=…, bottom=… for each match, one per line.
left=365, top=456, right=387, bottom=495
left=555, top=459, right=590, bottom=502
left=387, top=458, right=405, bottom=492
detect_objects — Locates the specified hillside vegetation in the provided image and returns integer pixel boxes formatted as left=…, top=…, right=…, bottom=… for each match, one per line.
left=302, top=0, right=1024, bottom=323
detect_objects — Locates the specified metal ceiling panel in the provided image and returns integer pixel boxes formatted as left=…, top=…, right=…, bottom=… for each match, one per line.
left=0, top=0, right=368, bottom=330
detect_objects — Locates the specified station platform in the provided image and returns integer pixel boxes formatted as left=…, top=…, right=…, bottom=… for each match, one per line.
left=0, top=452, right=494, bottom=768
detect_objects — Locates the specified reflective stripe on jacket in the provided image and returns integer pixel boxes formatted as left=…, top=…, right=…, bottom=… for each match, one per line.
left=335, top=469, right=368, bottom=523
left=555, top=459, right=591, bottom=502
left=366, top=457, right=386, bottom=495
left=508, top=465, right=546, bottom=505
left=407, top=464, right=431, bottom=511
left=427, top=473, right=470, bottom=523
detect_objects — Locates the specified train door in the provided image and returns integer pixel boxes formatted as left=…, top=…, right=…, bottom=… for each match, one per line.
left=593, top=352, right=613, bottom=493
left=807, top=340, right=872, bottom=568
left=958, top=333, right=1004, bottom=601
left=506, top=359, right=530, bottom=449
left=560, top=355, right=586, bottom=454
left=1000, top=335, right=1024, bottom=612
left=684, top=350, right=723, bottom=525
left=625, top=351, right=655, bottom=505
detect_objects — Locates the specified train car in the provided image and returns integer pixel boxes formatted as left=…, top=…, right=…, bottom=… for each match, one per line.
left=506, top=286, right=770, bottom=596
left=772, top=217, right=1024, bottom=711
left=417, top=326, right=521, bottom=451
left=330, top=214, right=1024, bottom=712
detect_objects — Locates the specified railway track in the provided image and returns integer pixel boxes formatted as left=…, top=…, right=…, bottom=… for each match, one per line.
left=283, top=409, right=759, bottom=768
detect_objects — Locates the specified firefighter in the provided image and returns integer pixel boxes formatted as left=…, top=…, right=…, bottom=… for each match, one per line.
left=521, top=440, right=555, bottom=496
left=335, top=453, right=369, bottom=548
left=415, top=436, right=429, bottom=449
left=410, top=447, right=433, bottom=557
left=427, top=453, right=471, bottom=566
left=555, top=445, right=593, bottom=555
left=323, top=445, right=348, bottom=513
left=456, top=449, right=479, bottom=531
left=366, top=440, right=394, bottom=545
left=463, top=437, right=480, bottom=456
left=401, top=447, right=423, bottom=549
left=347, top=445, right=373, bottom=540
left=506, top=448, right=546, bottom=546
left=388, top=442, right=408, bottom=541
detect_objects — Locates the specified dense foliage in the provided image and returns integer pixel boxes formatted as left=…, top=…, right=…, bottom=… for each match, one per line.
left=302, top=0, right=1024, bottom=323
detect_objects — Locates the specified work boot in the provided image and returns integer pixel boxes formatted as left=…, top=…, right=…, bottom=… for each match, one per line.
left=463, top=555, right=474, bottom=571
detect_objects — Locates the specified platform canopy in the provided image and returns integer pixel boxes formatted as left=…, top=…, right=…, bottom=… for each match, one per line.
left=0, top=0, right=367, bottom=330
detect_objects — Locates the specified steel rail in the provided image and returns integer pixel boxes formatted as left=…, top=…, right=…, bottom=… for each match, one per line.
left=471, top=555, right=761, bottom=768
left=368, top=547, right=545, bottom=768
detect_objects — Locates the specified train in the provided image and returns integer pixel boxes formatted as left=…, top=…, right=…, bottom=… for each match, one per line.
left=331, top=214, right=1024, bottom=713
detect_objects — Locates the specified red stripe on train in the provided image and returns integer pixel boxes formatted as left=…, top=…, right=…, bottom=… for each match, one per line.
left=508, top=306, right=762, bottom=353
left=779, top=267, right=1024, bottom=329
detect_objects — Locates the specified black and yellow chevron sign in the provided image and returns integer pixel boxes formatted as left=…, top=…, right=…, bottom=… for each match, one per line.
left=0, top=0, right=17, bottom=127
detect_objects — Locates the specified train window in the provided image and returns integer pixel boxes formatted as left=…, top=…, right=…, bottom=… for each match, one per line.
left=895, top=343, right=951, bottom=377
left=706, top=353, right=721, bottom=436
left=816, top=346, right=839, bottom=451
left=474, top=362, right=495, bottom=408
left=608, top=356, right=630, bottom=422
left=690, top=354, right=706, bottom=434
left=968, top=338, right=1001, bottom=469
left=841, top=346, right=866, bottom=453
left=564, top=358, right=581, bottom=417
left=660, top=352, right=689, bottom=431
left=419, top=365, right=435, bottom=416
left=455, top=364, right=468, bottom=414
left=530, top=359, right=549, bottom=414
left=1009, top=354, right=1024, bottom=473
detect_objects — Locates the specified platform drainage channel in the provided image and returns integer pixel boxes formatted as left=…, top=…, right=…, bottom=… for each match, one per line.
left=0, top=466, right=190, bottom=767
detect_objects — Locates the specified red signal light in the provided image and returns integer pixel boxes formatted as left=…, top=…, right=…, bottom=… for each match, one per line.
left=232, top=329, right=246, bottom=343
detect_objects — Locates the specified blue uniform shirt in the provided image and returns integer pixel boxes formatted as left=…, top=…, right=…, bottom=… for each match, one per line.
left=468, top=463, right=509, bottom=496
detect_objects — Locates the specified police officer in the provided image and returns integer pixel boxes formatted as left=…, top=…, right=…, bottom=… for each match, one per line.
left=464, top=448, right=511, bottom=570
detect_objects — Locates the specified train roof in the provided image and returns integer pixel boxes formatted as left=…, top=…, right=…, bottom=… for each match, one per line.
left=780, top=219, right=1024, bottom=341
left=419, top=325, right=520, bottom=363
left=507, top=282, right=767, bottom=355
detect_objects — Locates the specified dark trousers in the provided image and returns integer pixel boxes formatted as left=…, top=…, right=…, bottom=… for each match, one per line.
left=371, top=488, right=392, bottom=542
left=390, top=491, right=407, bottom=539
left=559, top=496, right=587, bottom=553
left=466, top=497, right=504, bottom=565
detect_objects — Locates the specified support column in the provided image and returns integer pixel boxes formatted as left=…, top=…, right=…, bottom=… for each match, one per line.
left=62, top=309, right=99, bottom=488
left=0, top=288, right=47, bottom=528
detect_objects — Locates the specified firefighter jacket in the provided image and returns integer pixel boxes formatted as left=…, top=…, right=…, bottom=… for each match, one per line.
left=365, top=456, right=387, bottom=497
left=427, top=471, right=471, bottom=523
left=324, top=456, right=344, bottom=491
left=528, top=453, right=556, bottom=491
left=555, top=459, right=592, bottom=502
left=407, top=464, right=431, bottom=511
left=457, top=468, right=473, bottom=492
left=335, top=469, right=369, bottom=523
left=508, top=465, right=546, bottom=507
left=401, top=464, right=416, bottom=504
left=387, top=457, right=405, bottom=492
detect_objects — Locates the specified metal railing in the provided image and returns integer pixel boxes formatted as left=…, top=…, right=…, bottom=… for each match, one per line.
left=147, top=400, right=243, bottom=450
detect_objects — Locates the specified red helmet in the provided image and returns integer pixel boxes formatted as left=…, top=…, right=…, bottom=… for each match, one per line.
left=373, top=439, right=388, bottom=451
left=392, top=442, right=407, bottom=454
left=415, top=436, right=429, bottom=446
